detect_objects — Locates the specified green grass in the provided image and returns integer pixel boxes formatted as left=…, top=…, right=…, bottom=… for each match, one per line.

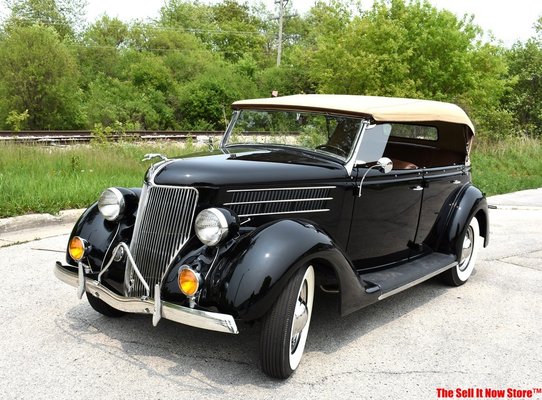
left=0, top=138, right=541, bottom=218
left=471, top=137, right=542, bottom=196
left=0, top=141, right=198, bottom=218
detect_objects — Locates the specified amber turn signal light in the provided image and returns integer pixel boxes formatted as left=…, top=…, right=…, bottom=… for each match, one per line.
left=178, top=267, right=201, bottom=297
left=68, top=236, right=87, bottom=261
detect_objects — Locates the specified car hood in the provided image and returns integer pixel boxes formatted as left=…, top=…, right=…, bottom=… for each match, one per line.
left=151, top=148, right=348, bottom=187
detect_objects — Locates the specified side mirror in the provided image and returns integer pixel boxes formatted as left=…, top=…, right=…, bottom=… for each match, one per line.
left=377, top=157, right=393, bottom=174
left=357, top=157, right=394, bottom=197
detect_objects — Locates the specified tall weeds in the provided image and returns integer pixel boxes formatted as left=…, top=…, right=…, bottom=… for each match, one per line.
left=0, top=142, right=197, bottom=217
left=471, top=137, right=542, bottom=195
left=0, top=139, right=540, bottom=218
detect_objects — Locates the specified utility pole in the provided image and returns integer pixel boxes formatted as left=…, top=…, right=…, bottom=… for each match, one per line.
left=275, top=0, right=289, bottom=67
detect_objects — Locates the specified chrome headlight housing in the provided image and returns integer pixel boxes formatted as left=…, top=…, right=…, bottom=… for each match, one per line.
left=98, top=187, right=125, bottom=221
left=195, top=208, right=238, bottom=246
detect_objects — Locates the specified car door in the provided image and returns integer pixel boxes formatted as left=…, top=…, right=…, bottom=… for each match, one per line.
left=346, top=168, right=423, bottom=270
left=345, top=123, right=423, bottom=270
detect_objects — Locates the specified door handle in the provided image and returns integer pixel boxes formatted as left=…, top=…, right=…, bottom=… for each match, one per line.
left=450, top=180, right=461, bottom=184
left=410, top=185, right=424, bottom=191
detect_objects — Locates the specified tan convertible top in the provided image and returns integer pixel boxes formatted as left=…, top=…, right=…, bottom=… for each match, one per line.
left=233, top=94, right=475, bottom=134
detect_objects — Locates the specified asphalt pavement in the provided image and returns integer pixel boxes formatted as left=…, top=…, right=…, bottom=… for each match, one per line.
left=0, top=189, right=541, bottom=399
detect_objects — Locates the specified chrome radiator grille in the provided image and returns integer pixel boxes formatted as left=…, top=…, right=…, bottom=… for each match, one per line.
left=128, top=184, right=199, bottom=298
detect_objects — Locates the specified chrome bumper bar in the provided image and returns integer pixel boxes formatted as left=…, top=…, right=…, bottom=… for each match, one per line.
left=54, top=262, right=239, bottom=334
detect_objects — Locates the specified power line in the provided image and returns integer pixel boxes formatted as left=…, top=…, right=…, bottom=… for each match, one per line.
left=0, top=15, right=280, bottom=38
left=0, top=14, right=304, bottom=56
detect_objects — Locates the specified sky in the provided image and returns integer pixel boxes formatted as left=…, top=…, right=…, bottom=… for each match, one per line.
left=85, top=0, right=542, bottom=47
left=1, top=0, right=541, bottom=47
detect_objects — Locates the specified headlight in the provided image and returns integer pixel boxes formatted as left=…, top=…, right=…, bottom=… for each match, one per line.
left=194, top=208, right=238, bottom=246
left=98, top=187, right=125, bottom=221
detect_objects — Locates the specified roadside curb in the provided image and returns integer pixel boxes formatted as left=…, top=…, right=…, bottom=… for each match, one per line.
left=489, top=205, right=542, bottom=211
left=0, top=209, right=84, bottom=236
left=487, top=187, right=542, bottom=209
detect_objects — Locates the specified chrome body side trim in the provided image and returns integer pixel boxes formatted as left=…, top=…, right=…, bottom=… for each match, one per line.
left=227, top=186, right=337, bottom=192
left=377, top=262, right=458, bottom=300
left=237, top=209, right=330, bottom=218
left=54, top=262, right=239, bottom=335
left=224, top=197, right=333, bottom=206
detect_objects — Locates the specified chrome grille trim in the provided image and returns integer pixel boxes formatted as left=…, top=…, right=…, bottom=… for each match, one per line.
left=226, top=187, right=334, bottom=218
left=128, top=184, right=199, bottom=298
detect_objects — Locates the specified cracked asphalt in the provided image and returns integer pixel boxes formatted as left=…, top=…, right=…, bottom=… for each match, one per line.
left=0, top=194, right=541, bottom=399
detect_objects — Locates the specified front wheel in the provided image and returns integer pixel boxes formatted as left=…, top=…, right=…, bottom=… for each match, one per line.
left=443, top=217, right=480, bottom=286
left=86, top=292, right=126, bottom=317
left=260, top=265, right=315, bottom=379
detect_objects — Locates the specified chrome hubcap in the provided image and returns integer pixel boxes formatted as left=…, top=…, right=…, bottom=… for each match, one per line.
left=291, top=281, right=308, bottom=353
left=459, top=226, right=474, bottom=271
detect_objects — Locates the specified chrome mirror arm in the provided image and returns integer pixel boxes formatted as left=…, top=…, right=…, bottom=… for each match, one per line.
left=357, top=157, right=393, bottom=197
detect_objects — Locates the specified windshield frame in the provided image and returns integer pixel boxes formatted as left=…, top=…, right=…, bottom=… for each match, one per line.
left=220, top=109, right=370, bottom=173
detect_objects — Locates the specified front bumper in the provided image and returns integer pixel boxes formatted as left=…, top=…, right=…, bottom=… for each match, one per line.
left=54, top=262, right=238, bottom=334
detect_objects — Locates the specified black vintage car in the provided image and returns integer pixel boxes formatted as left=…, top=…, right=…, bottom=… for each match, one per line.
left=55, top=94, right=489, bottom=378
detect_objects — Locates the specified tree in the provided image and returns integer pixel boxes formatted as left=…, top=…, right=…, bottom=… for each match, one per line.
left=128, top=22, right=220, bottom=82
left=290, top=0, right=510, bottom=137
left=0, top=24, right=83, bottom=129
left=294, top=0, right=479, bottom=97
left=77, top=16, right=130, bottom=83
left=159, top=0, right=271, bottom=64
left=178, top=64, right=258, bottom=129
left=504, top=16, right=542, bottom=137
left=282, top=0, right=352, bottom=94
left=209, top=0, right=268, bottom=63
left=3, top=0, right=86, bottom=39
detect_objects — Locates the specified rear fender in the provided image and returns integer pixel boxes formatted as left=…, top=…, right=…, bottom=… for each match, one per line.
left=437, top=184, right=489, bottom=255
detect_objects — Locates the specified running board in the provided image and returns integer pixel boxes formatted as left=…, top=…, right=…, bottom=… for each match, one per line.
left=360, top=253, right=457, bottom=300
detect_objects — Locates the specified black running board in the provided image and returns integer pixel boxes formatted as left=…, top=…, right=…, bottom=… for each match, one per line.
left=359, top=253, right=457, bottom=300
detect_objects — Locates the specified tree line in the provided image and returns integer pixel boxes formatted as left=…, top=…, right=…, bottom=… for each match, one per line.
left=0, top=0, right=541, bottom=140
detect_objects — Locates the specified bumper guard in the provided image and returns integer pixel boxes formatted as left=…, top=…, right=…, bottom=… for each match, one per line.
left=54, top=261, right=239, bottom=334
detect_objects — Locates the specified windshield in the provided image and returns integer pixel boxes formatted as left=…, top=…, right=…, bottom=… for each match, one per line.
left=222, top=109, right=363, bottom=161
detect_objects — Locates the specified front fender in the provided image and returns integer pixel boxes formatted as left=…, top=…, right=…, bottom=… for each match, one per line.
left=65, top=188, right=141, bottom=294
left=67, top=202, right=117, bottom=267
left=204, top=219, right=372, bottom=322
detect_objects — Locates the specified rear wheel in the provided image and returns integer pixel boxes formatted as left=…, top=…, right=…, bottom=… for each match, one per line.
left=260, top=265, right=315, bottom=379
left=86, top=292, right=126, bottom=317
left=443, top=217, right=480, bottom=286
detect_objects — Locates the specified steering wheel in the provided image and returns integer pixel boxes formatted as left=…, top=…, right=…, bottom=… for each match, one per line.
left=315, top=144, right=347, bottom=157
